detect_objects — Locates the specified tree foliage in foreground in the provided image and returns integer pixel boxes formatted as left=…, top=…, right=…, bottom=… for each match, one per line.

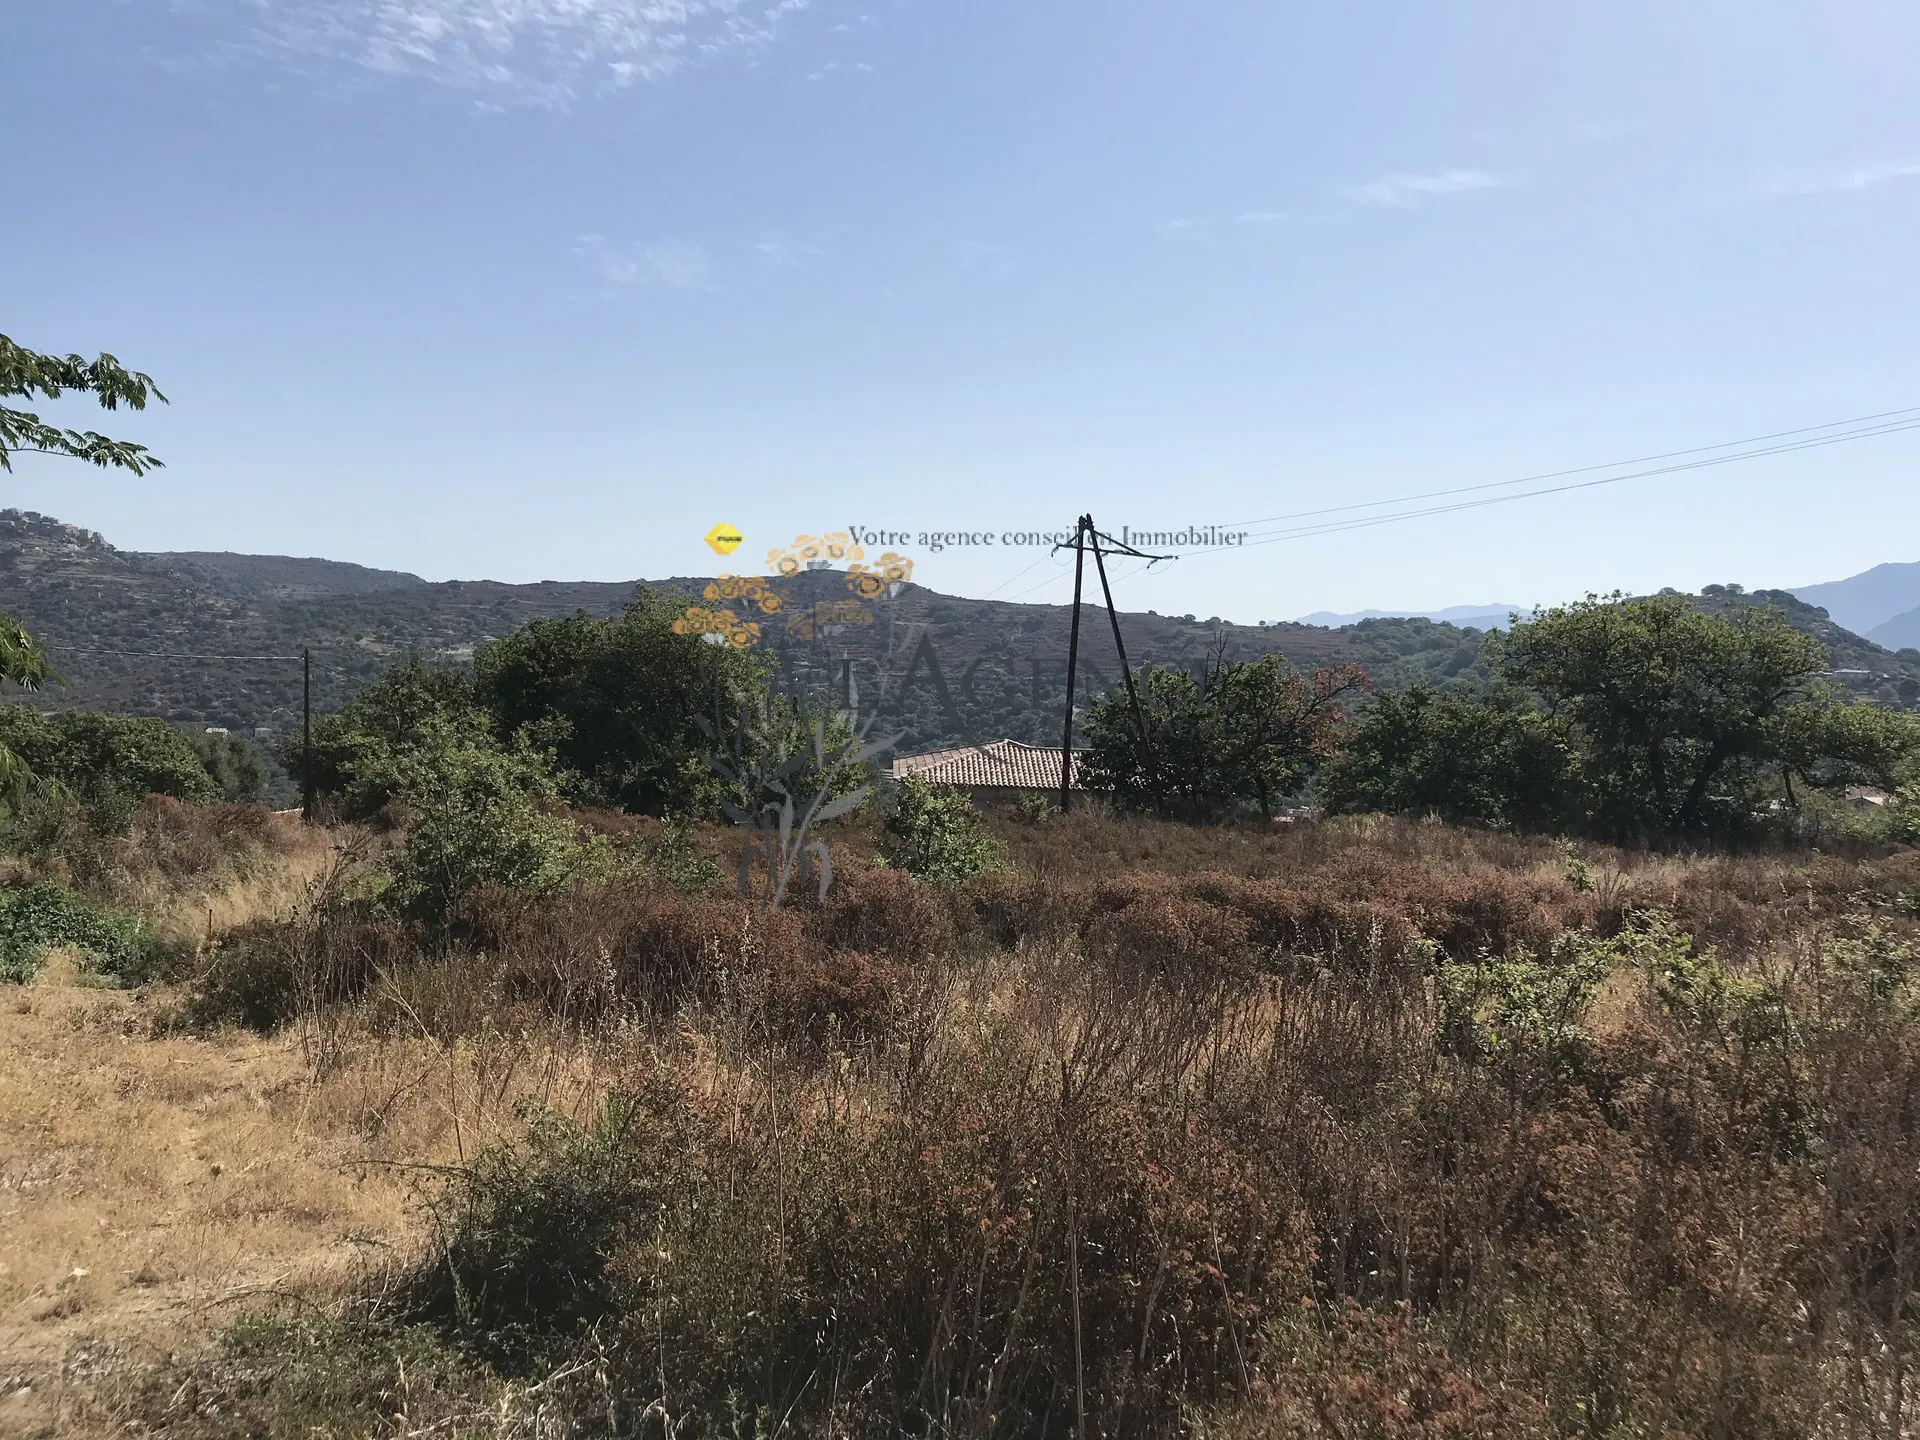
left=1083, top=655, right=1369, bottom=820
left=1, top=329, right=168, bottom=800
left=1, top=332, right=167, bottom=474
left=1324, top=593, right=1920, bottom=839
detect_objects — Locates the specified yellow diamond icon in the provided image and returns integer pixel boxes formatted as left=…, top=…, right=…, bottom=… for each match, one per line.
left=704, top=524, right=744, bottom=556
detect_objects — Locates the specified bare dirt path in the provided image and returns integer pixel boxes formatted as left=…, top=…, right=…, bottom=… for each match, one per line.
left=0, top=976, right=415, bottom=1437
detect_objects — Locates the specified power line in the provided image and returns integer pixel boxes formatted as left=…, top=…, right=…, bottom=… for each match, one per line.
left=978, top=551, right=1059, bottom=600
left=1218, top=403, right=1920, bottom=530
left=49, top=646, right=305, bottom=660
left=1184, top=415, right=1920, bottom=555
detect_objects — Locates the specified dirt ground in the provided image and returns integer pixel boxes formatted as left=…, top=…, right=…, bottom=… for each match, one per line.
left=0, top=970, right=422, bottom=1436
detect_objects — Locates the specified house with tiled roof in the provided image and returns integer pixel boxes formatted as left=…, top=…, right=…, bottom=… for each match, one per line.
left=891, top=739, right=1083, bottom=804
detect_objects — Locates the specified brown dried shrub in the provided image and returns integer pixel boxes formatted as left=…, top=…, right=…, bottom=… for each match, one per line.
left=455, top=881, right=803, bottom=1023
left=189, top=905, right=410, bottom=1032
left=768, top=948, right=908, bottom=1042
left=807, top=862, right=957, bottom=961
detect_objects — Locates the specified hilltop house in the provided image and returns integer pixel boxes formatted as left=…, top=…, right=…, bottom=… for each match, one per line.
left=891, top=739, right=1083, bottom=805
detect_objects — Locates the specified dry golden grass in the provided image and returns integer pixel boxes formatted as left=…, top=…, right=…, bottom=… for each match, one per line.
left=0, top=982, right=392, bottom=1430
left=6, top=806, right=1920, bottom=1437
left=0, top=980, right=658, bottom=1436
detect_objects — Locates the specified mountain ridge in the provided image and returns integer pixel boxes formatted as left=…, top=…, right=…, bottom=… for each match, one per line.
left=1789, top=560, right=1920, bottom=638
left=4, top=510, right=1917, bottom=751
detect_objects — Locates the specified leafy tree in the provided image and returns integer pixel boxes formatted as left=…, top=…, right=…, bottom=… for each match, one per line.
left=1496, top=594, right=1850, bottom=836
left=0, top=706, right=220, bottom=831
left=2, top=333, right=167, bottom=474
left=1319, top=684, right=1583, bottom=830
left=880, top=774, right=1002, bottom=885
left=1, top=331, right=167, bottom=795
left=1765, top=697, right=1920, bottom=803
left=186, top=729, right=271, bottom=804
left=1326, top=595, right=1920, bottom=840
left=1083, top=656, right=1368, bottom=820
left=474, top=591, right=765, bottom=815
left=286, top=656, right=482, bottom=821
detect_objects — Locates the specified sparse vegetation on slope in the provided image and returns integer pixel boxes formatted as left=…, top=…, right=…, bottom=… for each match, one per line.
left=4, top=788, right=1920, bottom=1438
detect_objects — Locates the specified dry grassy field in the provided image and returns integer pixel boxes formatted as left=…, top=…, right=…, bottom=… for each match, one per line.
left=4, top=803, right=1920, bottom=1437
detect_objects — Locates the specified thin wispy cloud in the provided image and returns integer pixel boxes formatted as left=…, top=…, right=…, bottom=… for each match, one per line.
left=227, top=0, right=812, bottom=105
left=575, top=234, right=714, bottom=290
left=754, top=237, right=795, bottom=265
left=1345, top=169, right=1507, bottom=209
left=807, top=58, right=873, bottom=79
left=1762, top=160, right=1920, bottom=196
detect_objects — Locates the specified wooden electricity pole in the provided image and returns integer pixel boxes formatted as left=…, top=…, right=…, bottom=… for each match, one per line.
left=1058, top=516, right=1088, bottom=811
left=1053, top=515, right=1173, bottom=815
left=301, top=646, right=313, bottom=823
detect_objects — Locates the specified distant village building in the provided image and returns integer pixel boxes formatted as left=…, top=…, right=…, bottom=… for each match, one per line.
left=892, top=739, right=1083, bottom=805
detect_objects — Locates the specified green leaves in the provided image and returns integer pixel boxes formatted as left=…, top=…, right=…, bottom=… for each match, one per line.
left=473, top=591, right=764, bottom=816
left=1498, top=594, right=1830, bottom=835
left=1327, top=595, right=1920, bottom=841
left=0, top=705, right=222, bottom=831
left=0, top=883, right=151, bottom=984
left=0, top=333, right=167, bottom=473
left=880, top=773, right=1001, bottom=886
left=1083, top=656, right=1368, bottom=820
left=1319, top=683, right=1583, bottom=830
left=378, top=714, right=602, bottom=928
left=701, top=690, right=885, bottom=906
left=0, top=614, right=55, bottom=691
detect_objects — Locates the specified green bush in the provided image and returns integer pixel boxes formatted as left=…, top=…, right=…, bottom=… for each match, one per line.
left=186, top=728, right=272, bottom=803
left=0, top=882, right=152, bottom=984
left=403, top=1094, right=655, bottom=1371
left=646, top=815, right=722, bottom=893
left=380, top=718, right=606, bottom=928
left=880, top=774, right=1001, bottom=885
left=123, top=1312, right=490, bottom=1440
left=1435, top=934, right=1608, bottom=1082
left=282, top=656, right=482, bottom=822
left=474, top=590, right=765, bottom=815
left=0, top=706, right=219, bottom=831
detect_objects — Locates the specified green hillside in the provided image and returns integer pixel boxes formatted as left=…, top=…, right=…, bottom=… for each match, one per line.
left=3, top=510, right=1916, bottom=756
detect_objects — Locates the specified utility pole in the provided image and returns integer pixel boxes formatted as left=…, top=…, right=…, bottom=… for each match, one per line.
left=1051, top=515, right=1174, bottom=816
left=1058, top=516, right=1088, bottom=812
left=301, top=647, right=313, bottom=823
left=1088, top=521, right=1161, bottom=813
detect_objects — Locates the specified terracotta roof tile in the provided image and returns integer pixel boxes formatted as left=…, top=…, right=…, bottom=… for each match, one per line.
left=891, top=739, right=1083, bottom=790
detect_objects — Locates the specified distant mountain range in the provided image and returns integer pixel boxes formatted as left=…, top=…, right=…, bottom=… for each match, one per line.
left=1298, top=604, right=1522, bottom=632
left=1296, top=559, right=1920, bottom=653
left=1787, top=562, right=1920, bottom=650
left=0, top=510, right=1499, bottom=754
left=3, top=510, right=1917, bottom=754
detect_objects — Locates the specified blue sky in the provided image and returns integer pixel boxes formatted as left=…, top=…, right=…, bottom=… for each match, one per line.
left=6, top=0, right=1920, bottom=623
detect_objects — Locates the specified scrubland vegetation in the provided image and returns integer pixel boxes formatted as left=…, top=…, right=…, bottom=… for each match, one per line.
left=5, top=784, right=1920, bottom=1438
